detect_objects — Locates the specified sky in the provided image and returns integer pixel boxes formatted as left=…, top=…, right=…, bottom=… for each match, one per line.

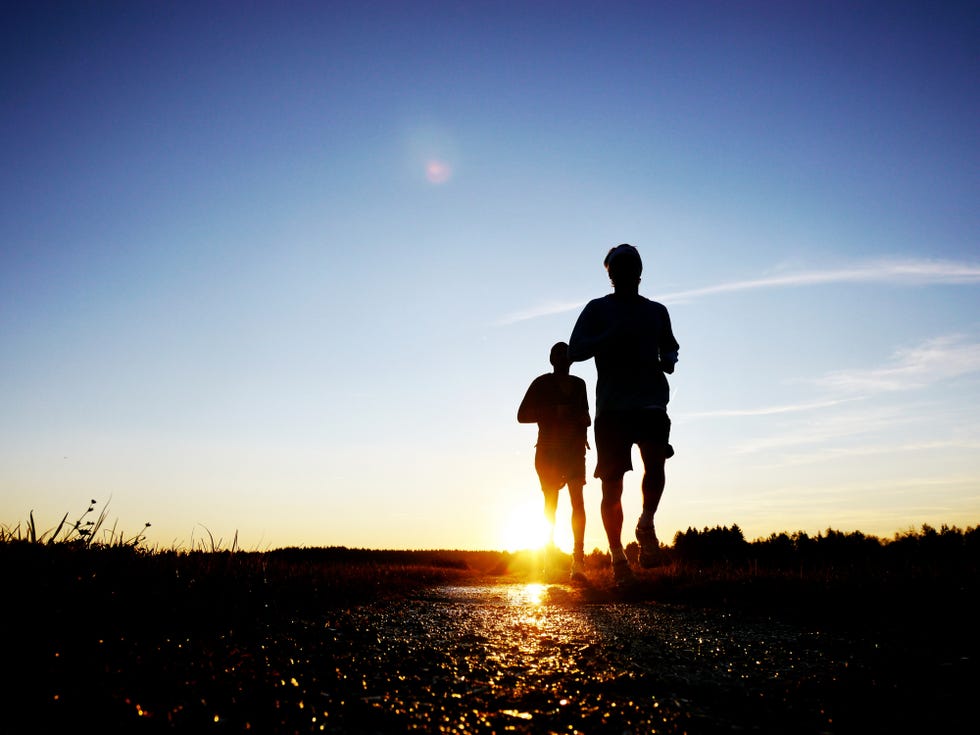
left=2, top=1, right=978, bottom=552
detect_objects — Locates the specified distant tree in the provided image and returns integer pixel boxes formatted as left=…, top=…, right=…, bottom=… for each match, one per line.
left=964, top=526, right=980, bottom=556
left=815, top=528, right=882, bottom=567
left=672, top=525, right=747, bottom=564
left=667, top=522, right=978, bottom=572
left=754, top=532, right=794, bottom=567
left=886, top=523, right=975, bottom=569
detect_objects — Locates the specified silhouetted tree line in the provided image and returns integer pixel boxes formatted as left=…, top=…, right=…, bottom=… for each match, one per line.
left=665, top=523, right=980, bottom=570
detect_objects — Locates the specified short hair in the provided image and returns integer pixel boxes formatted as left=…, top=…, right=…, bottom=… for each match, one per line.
left=549, top=341, right=569, bottom=367
left=604, top=243, right=642, bottom=284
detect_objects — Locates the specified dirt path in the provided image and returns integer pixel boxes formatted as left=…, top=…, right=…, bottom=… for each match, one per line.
left=23, top=579, right=972, bottom=733
left=265, top=581, right=958, bottom=733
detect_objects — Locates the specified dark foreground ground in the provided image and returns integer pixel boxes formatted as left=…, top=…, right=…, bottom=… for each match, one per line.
left=3, top=544, right=978, bottom=734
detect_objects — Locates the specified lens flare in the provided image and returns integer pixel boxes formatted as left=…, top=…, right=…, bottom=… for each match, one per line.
left=425, top=159, right=452, bottom=184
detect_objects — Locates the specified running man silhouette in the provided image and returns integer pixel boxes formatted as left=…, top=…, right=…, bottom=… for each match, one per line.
left=518, top=341, right=591, bottom=581
left=568, top=244, right=679, bottom=583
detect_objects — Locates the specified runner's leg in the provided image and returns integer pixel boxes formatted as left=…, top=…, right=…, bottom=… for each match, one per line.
left=600, top=476, right=625, bottom=551
left=636, top=443, right=666, bottom=566
left=567, top=482, right=586, bottom=554
left=637, top=442, right=666, bottom=520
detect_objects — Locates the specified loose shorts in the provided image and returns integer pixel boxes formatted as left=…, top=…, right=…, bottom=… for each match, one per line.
left=593, top=408, right=671, bottom=480
left=535, top=443, right=587, bottom=489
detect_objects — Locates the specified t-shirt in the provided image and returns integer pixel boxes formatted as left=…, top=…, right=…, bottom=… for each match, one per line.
left=517, top=373, right=591, bottom=449
left=568, top=293, right=679, bottom=417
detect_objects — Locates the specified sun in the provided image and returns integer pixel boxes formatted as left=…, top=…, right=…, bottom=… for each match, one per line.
left=498, top=499, right=575, bottom=553
left=499, top=500, right=551, bottom=552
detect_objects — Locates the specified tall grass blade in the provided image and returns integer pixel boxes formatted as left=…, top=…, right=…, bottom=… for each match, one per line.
left=108, top=518, right=119, bottom=546
left=88, top=503, right=111, bottom=547
left=49, top=512, right=69, bottom=545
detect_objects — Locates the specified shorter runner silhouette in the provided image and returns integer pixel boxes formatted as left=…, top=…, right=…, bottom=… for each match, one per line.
left=518, top=341, right=591, bottom=581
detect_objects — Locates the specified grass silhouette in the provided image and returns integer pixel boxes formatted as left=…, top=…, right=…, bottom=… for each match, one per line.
left=2, top=501, right=977, bottom=732
left=4, top=501, right=977, bottom=620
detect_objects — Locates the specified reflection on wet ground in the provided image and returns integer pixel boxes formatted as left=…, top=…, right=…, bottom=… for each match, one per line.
left=246, top=583, right=879, bottom=733
left=46, top=580, right=971, bottom=732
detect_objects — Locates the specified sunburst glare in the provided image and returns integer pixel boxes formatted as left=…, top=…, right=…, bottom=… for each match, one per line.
left=499, top=497, right=579, bottom=552
left=499, top=500, right=551, bottom=552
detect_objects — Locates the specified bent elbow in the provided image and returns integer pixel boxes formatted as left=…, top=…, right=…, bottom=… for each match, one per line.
left=567, top=343, right=588, bottom=363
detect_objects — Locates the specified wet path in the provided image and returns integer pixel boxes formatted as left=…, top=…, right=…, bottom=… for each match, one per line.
left=30, top=578, right=971, bottom=732
left=278, top=582, right=881, bottom=733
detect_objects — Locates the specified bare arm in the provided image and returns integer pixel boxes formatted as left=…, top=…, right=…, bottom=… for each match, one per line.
left=517, top=379, right=541, bottom=423
left=568, top=301, right=609, bottom=362
left=658, top=305, right=679, bottom=374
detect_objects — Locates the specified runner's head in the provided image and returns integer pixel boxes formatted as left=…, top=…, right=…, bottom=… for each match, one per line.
left=549, top=341, right=571, bottom=371
left=604, top=244, right=642, bottom=287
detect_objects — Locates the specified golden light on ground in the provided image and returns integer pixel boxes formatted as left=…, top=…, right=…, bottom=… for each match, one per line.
left=523, top=582, right=546, bottom=606
left=506, top=582, right=546, bottom=607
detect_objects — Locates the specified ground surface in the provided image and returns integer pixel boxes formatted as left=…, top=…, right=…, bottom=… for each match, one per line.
left=13, top=575, right=975, bottom=734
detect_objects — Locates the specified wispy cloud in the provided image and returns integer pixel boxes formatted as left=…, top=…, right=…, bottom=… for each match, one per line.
left=726, top=335, right=980, bottom=455
left=498, top=257, right=980, bottom=323
left=813, top=334, right=980, bottom=394
left=751, top=439, right=980, bottom=468
left=681, top=397, right=859, bottom=420
left=730, top=405, right=911, bottom=455
left=497, top=299, right=586, bottom=325
left=717, top=335, right=980, bottom=468
left=659, top=258, right=980, bottom=304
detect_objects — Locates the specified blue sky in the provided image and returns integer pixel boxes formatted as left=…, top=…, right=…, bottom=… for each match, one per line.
left=2, top=1, right=978, bottom=551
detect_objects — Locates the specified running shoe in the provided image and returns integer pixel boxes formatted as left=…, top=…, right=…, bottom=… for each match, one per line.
left=569, top=556, right=587, bottom=583
left=635, top=524, right=662, bottom=568
left=612, top=558, right=634, bottom=585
